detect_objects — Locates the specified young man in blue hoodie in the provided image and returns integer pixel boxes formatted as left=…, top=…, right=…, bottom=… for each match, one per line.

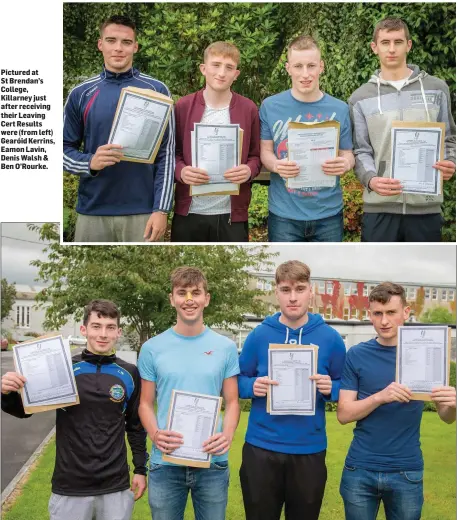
left=238, top=260, right=346, bottom=520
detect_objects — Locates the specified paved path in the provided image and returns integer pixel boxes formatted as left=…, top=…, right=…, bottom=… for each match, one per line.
left=1, top=350, right=83, bottom=492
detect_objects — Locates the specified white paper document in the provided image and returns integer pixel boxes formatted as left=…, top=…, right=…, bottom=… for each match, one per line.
left=397, top=326, right=449, bottom=394
left=165, top=390, right=221, bottom=464
left=287, top=126, right=338, bottom=189
left=268, top=347, right=317, bottom=415
left=13, top=336, right=78, bottom=407
left=109, top=90, right=172, bottom=161
left=391, top=127, right=442, bottom=195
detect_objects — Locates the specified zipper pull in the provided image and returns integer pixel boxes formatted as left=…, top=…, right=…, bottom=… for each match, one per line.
left=228, top=216, right=232, bottom=225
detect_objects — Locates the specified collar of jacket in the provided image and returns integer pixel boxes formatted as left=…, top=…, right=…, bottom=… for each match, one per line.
left=82, top=348, right=116, bottom=365
left=103, top=66, right=136, bottom=81
left=196, top=88, right=238, bottom=109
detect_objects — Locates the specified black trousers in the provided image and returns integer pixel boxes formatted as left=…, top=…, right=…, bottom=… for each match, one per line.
left=171, top=213, right=249, bottom=242
left=361, top=213, right=442, bottom=242
left=239, top=443, right=327, bottom=520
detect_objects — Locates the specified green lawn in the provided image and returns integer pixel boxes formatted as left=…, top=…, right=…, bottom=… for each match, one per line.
left=2, top=413, right=455, bottom=520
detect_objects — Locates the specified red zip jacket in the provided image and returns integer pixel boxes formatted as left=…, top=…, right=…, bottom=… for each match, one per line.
left=174, top=89, right=261, bottom=222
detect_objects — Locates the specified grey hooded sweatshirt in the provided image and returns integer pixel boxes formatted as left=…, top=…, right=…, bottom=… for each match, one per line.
left=349, top=65, right=456, bottom=215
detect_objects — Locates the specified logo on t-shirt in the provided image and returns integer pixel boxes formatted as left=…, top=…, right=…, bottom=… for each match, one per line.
left=204, top=351, right=214, bottom=355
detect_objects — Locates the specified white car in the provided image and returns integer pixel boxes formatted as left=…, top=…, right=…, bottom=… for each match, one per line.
left=67, top=335, right=87, bottom=346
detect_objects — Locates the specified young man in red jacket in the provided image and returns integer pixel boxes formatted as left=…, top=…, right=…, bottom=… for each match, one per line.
left=172, top=42, right=261, bottom=242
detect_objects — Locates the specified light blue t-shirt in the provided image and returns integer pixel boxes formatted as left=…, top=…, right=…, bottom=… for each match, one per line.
left=138, top=326, right=240, bottom=465
left=260, top=90, right=353, bottom=221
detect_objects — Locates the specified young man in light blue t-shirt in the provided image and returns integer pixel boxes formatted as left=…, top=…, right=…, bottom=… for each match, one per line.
left=138, top=267, right=240, bottom=520
left=338, top=282, right=456, bottom=520
left=260, top=35, right=355, bottom=242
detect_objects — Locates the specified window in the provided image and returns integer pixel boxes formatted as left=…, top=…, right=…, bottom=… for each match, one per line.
left=432, top=288, right=438, bottom=300
left=318, top=281, right=325, bottom=294
left=16, top=306, right=30, bottom=328
left=441, top=289, right=447, bottom=301
left=362, top=309, right=369, bottom=320
left=343, top=307, right=349, bottom=320
left=449, top=290, right=455, bottom=302
left=325, top=307, right=332, bottom=320
left=264, top=281, right=272, bottom=291
left=351, top=285, right=358, bottom=296
left=344, top=283, right=351, bottom=296
left=407, top=287, right=416, bottom=300
left=256, top=279, right=264, bottom=290
left=326, top=281, right=333, bottom=295
left=425, top=288, right=431, bottom=300
left=350, top=307, right=359, bottom=319
left=318, top=306, right=325, bottom=316
left=363, top=284, right=368, bottom=297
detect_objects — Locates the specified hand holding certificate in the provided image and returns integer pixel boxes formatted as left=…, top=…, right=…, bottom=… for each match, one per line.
left=162, top=390, right=222, bottom=468
left=390, top=122, right=445, bottom=196
left=12, top=335, right=79, bottom=413
left=108, top=86, right=173, bottom=164
left=267, top=344, right=318, bottom=415
left=396, top=326, right=451, bottom=401
left=286, top=121, right=340, bottom=190
left=190, top=124, right=243, bottom=196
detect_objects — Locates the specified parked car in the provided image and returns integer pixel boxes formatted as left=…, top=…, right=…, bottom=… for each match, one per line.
left=67, top=335, right=87, bottom=346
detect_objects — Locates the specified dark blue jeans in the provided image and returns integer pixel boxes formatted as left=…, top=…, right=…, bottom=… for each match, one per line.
left=268, top=211, right=343, bottom=242
left=340, top=465, right=424, bottom=520
left=148, top=461, right=229, bottom=520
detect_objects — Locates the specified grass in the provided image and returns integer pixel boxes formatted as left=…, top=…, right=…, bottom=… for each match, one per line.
left=2, top=413, right=455, bottom=520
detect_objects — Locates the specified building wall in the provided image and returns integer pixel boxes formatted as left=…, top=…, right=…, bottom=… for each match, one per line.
left=252, top=275, right=455, bottom=321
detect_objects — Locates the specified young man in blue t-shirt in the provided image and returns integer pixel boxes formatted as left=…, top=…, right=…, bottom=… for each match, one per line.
left=137, top=267, right=240, bottom=520
left=238, top=260, right=346, bottom=519
left=260, top=35, right=355, bottom=242
left=338, top=282, right=456, bottom=520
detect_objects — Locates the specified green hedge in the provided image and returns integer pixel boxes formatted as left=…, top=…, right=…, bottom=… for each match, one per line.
left=63, top=3, right=456, bottom=241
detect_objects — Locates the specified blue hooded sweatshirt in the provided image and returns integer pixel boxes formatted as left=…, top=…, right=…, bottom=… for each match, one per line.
left=238, top=312, right=346, bottom=454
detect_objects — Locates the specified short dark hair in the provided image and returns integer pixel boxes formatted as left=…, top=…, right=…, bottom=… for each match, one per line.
left=275, top=260, right=311, bottom=285
left=83, top=300, right=120, bottom=326
left=171, top=267, right=208, bottom=293
left=373, top=17, right=410, bottom=43
left=369, top=282, right=407, bottom=307
left=99, top=15, right=136, bottom=39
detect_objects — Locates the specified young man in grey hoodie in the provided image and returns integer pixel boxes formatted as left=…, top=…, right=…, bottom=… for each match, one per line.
left=349, top=17, right=456, bottom=242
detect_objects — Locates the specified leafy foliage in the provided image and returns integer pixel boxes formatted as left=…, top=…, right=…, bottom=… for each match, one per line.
left=63, top=3, right=456, bottom=241
left=28, top=224, right=276, bottom=347
left=1, top=279, right=16, bottom=322
left=420, top=306, right=456, bottom=324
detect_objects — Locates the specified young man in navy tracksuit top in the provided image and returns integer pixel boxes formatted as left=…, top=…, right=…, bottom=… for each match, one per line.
left=63, top=15, right=175, bottom=243
left=238, top=260, right=346, bottom=520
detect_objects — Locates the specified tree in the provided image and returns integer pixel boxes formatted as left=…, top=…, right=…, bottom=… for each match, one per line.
left=420, top=306, right=456, bottom=324
left=1, top=278, right=16, bottom=322
left=29, top=224, right=276, bottom=349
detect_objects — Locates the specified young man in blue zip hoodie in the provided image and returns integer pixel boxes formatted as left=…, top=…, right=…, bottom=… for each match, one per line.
left=63, top=15, right=175, bottom=243
left=238, top=260, right=346, bottom=520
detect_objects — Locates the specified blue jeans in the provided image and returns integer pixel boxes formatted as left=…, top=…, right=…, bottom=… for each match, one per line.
left=340, top=465, right=424, bottom=520
left=268, top=211, right=343, bottom=242
left=148, top=462, right=229, bottom=520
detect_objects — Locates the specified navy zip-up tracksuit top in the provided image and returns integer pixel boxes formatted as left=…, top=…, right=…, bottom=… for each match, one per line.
left=63, top=67, right=175, bottom=216
left=1, top=349, right=148, bottom=496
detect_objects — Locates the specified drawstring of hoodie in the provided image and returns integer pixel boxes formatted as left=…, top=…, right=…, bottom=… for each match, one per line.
left=285, top=327, right=304, bottom=344
left=377, top=73, right=430, bottom=121
left=418, top=77, right=430, bottom=122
